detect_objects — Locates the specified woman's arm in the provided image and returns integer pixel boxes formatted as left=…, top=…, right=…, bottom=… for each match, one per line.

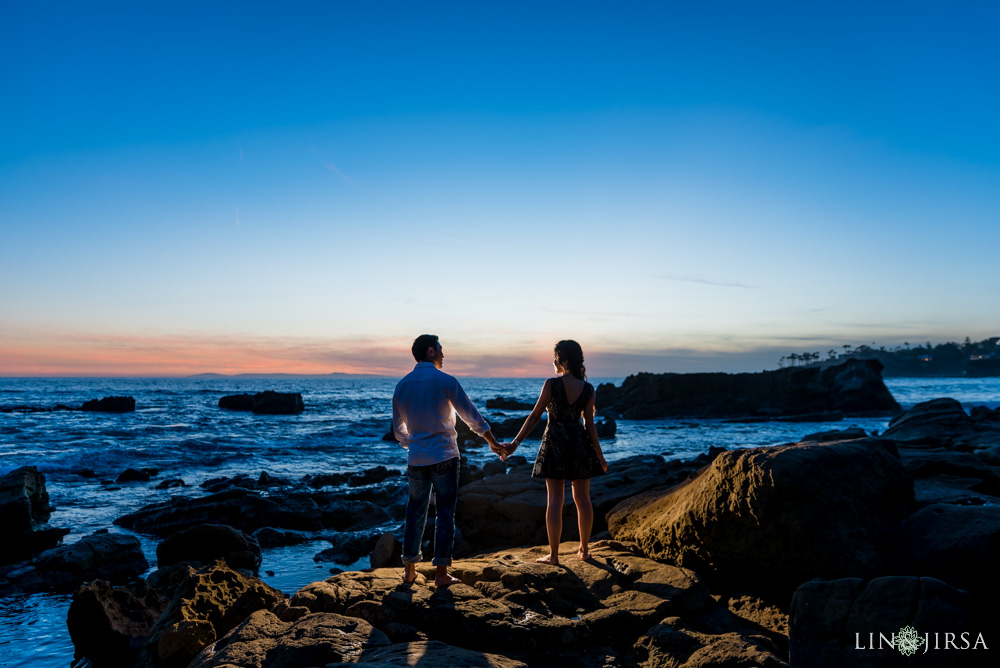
left=583, top=391, right=607, bottom=471
left=506, top=379, right=552, bottom=454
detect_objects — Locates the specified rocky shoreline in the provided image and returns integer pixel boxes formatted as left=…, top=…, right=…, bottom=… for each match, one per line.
left=2, top=386, right=998, bottom=665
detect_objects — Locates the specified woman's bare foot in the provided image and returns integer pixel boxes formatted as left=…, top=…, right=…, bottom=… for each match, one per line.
left=535, top=554, right=559, bottom=565
left=577, top=549, right=592, bottom=561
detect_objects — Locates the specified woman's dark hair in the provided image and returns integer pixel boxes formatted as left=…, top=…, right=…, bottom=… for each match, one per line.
left=411, top=334, right=439, bottom=362
left=554, top=340, right=586, bottom=381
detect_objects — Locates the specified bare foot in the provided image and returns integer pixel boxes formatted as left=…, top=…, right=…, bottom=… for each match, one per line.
left=403, top=566, right=417, bottom=584
left=577, top=549, right=592, bottom=561
left=535, top=554, right=559, bottom=565
left=434, top=573, right=461, bottom=587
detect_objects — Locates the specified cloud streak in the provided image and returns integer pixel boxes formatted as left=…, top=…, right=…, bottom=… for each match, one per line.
left=657, top=273, right=756, bottom=289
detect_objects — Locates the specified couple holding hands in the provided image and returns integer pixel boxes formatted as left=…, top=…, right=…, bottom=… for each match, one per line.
left=392, top=335, right=608, bottom=587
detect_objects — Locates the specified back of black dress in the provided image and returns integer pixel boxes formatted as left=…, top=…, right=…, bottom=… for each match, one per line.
left=530, top=378, right=604, bottom=480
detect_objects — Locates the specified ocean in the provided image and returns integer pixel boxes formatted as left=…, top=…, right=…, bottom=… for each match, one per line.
left=1, top=375, right=998, bottom=667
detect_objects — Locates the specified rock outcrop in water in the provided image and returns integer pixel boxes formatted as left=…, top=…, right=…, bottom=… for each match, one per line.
left=596, top=358, right=900, bottom=419
left=0, top=466, right=69, bottom=566
left=219, top=391, right=304, bottom=414
left=82, top=395, right=136, bottom=412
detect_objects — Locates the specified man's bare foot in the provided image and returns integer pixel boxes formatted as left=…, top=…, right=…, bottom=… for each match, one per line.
left=535, top=554, right=559, bottom=565
left=434, top=573, right=461, bottom=587
left=403, top=565, right=417, bottom=584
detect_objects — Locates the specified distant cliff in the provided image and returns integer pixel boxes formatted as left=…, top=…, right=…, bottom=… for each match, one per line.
left=783, top=337, right=1000, bottom=377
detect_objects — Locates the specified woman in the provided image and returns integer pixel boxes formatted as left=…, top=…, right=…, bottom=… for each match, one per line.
left=505, top=340, right=608, bottom=564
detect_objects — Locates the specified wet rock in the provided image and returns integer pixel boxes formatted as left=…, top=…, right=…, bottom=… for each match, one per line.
left=291, top=541, right=708, bottom=660
left=596, top=358, right=899, bottom=419
left=301, top=472, right=350, bottom=488
left=482, top=459, right=507, bottom=477
left=115, top=488, right=325, bottom=537
left=348, top=465, right=400, bottom=487
left=155, top=478, right=186, bottom=490
left=250, top=391, right=303, bottom=415
left=789, top=576, right=975, bottom=667
left=256, top=471, right=291, bottom=487
left=188, top=610, right=390, bottom=668
left=486, top=396, right=534, bottom=410
left=118, top=468, right=152, bottom=483
left=0, top=466, right=68, bottom=566
left=218, top=393, right=253, bottom=411
left=3, top=532, right=148, bottom=594
left=607, top=440, right=914, bottom=595
left=250, top=527, right=310, bottom=548
left=970, top=405, right=1000, bottom=422
left=883, top=397, right=1000, bottom=450
left=82, top=395, right=136, bottom=412
left=313, top=531, right=382, bottom=566
left=157, top=524, right=262, bottom=572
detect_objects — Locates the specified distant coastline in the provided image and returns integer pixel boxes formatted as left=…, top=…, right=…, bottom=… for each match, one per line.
left=185, top=372, right=391, bottom=379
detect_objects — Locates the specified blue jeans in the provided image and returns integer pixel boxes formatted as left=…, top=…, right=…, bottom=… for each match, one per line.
left=402, top=456, right=460, bottom=567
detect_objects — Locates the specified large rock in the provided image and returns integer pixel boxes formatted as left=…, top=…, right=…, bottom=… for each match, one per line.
left=889, top=503, right=1000, bottom=602
left=457, top=454, right=705, bottom=552
left=143, top=560, right=286, bottom=668
left=883, top=397, right=1000, bottom=450
left=290, top=541, right=709, bottom=663
left=630, top=616, right=788, bottom=667
left=188, top=609, right=391, bottom=668
left=68, top=578, right=170, bottom=667
left=115, top=488, right=325, bottom=537
left=789, top=576, right=980, bottom=667
left=3, top=532, right=148, bottom=595
left=82, top=395, right=136, bottom=412
left=0, top=466, right=68, bottom=565
left=596, top=358, right=900, bottom=419
left=218, top=393, right=254, bottom=410
left=351, top=640, right=528, bottom=667
left=607, top=440, right=914, bottom=595
left=251, top=391, right=304, bottom=415
left=157, top=524, right=262, bottom=572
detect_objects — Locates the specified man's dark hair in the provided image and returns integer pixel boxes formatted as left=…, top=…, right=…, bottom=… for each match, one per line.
left=411, top=334, right=440, bottom=362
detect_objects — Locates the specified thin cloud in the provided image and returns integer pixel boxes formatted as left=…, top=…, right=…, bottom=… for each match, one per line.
left=657, top=273, right=756, bottom=289
left=324, top=162, right=357, bottom=186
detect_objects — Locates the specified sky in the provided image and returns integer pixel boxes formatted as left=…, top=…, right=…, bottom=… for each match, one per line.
left=1, top=1, right=998, bottom=377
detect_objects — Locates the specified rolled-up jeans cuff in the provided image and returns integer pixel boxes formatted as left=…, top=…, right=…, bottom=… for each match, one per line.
left=431, top=557, right=452, bottom=567
left=401, top=553, right=422, bottom=566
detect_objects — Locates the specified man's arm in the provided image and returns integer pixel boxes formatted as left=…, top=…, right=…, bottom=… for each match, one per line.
left=450, top=380, right=506, bottom=458
left=392, top=395, right=409, bottom=448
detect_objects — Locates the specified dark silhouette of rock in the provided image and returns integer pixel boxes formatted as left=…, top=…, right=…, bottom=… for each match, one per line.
left=256, top=471, right=291, bottom=487
left=251, top=391, right=303, bottom=415
left=68, top=578, right=170, bottom=667
left=970, top=405, right=1000, bottom=422
left=155, top=478, right=186, bottom=490
left=630, top=616, right=788, bottom=667
left=486, top=396, right=534, bottom=410
left=596, top=358, right=899, bottom=419
left=369, top=532, right=402, bottom=569
left=789, top=577, right=976, bottom=666
left=883, top=397, right=1000, bottom=449
left=607, top=440, right=913, bottom=595
left=799, top=427, right=869, bottom=443
left=348, top=465, right=400, bottom=487
left=249, top=527, right=310, bottom=548
left=0, top=466, right=68, bottom=566
left=313, top=531, right=382, bottom=566
left=2, top=532, right=147, bottom=594
left=118, top=468, right=153, bottom=483
left=82, top=396, right=136, bottom=412
left=157, top=524, right=262, bottom=572
left=218, top=393, right=254, bottom=410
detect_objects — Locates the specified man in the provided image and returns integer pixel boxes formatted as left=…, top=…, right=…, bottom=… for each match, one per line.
left=392, top=334, right=505, bottom=586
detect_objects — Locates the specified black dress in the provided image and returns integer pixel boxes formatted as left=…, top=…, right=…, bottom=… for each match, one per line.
left=531, top=378, right=605, bottom=480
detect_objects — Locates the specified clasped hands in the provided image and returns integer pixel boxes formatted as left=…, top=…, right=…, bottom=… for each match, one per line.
left=489, top=441, right=520, bottom=461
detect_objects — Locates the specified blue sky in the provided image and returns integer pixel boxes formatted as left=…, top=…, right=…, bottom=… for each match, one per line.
left=2, top=1, right=998, bottom=376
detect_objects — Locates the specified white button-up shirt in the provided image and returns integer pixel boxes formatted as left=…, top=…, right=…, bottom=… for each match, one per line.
left=392, top=362, right=490, bottom=466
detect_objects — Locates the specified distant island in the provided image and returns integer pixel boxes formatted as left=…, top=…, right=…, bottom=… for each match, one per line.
left=186, top=372, right=390, bottom=379
left=781, top=336, right=1000, bottom=377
